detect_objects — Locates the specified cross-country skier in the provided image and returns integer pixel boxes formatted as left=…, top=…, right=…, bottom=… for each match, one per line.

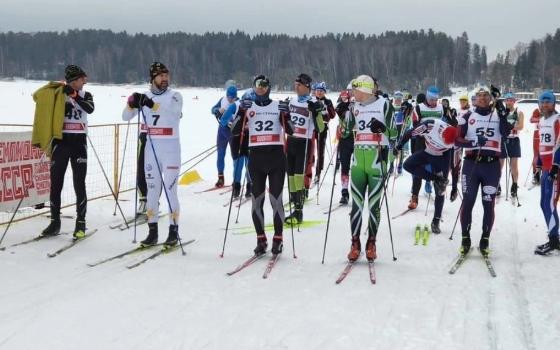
left=211, top=85, right=238, bottom=188
left=313, top=82, right=336, bottom=184
left=534, top=91, right=560, bottom=255
left=450, top=94, right=471, bottom=202
left=41, top=65, right=94, bottom=239
left=285, top=73, right=325, bottom=224
left=335, top=84, right=355, bottom=205
left=530, top=107, right=542, bottom=185
left=231, top=75, right=294, bottom=255
left=498, top=93, right=524, bottom=198
left=122, top=62, right=183, bottom=247
left=454, top=86, right=512, bottom=256
left=345, top=75, right=397, bottom=262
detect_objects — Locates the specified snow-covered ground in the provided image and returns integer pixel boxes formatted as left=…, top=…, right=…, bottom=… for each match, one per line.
left=0, top=80, right=559, bottom=350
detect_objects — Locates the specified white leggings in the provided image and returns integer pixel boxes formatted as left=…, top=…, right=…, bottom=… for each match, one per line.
left=144, top=139, right=181, bottom=225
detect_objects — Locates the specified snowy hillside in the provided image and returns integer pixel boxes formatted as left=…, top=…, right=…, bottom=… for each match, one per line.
left=0, top=80, right=558, bottom=350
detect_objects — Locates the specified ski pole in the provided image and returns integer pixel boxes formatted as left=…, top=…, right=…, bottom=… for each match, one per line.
left=378, top=145, right=397, bottom=261
left=234, top=158, right=247, bottom=224
left=133, top=118, right=141, bottom=243
left=321, top=145, right=340, bottom=264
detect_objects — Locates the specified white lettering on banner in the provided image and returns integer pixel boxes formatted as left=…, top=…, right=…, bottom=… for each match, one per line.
left=0, top=132, right=50, bottom=212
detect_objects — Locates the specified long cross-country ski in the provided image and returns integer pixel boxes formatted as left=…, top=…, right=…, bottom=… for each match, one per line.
left=323, top=204, right=348, bottom=215
left=194, top=185, right=231, bottom=194
left=480, top=249, right=497, bottom=277
left=368, top=261, right=376, bottom=284
left=262, top=254, right=280, bottom=279
left=226, top=253, right=266, bottom=276
left=47, top=229, right=99, bottom=258
left=448, top=253, right=469, bottom=274
left=448, top=251, right=497, bottom=277
left=335, top=261, right=356, bottom=284
left=87, top=243, right=165, bottom=267
left=126, top=239, right=196, bottom=269
left=0, top=232, right=66, bottom=251
left=391, top=208, right=414, bottom=220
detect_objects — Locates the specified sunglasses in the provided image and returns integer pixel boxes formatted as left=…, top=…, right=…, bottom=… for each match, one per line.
left=254, top=79, right=270, bottom=88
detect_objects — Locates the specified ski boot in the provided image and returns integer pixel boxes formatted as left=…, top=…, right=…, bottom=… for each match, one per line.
left=365, top=236, right=377, bottom=261
left=339, top=188, right=349, bottom=205
left=431, top=218, right=441, bottom=234
left=215, top=174, right=225, bottom=188
left=141, top=223, right=158, bottom=247
left=532, top=169, right=541, bottom=185
left=534, top=236, right=560, bottom=255
left=285, top=209, right=303, bottom=225
left=424, top=181, right=432, bottom=194
left=460, top=234, right=471, bottom=255
left=232, top=182, right=241, bottom=199
left=271, top=235, right=283, bottom=255
left=347, top=236, right=361, bottom=262
left=432, top=173, right=448, bottom=196
left=164, top=225, right=179, bottom=247
left=245, top=182, right=252, bottom=199
left=450, top=187, right=458, bottom=202
left=254, top=234, right=268, bottom=255
left=41, top=218, right=61, bottom=237
left=510, top=182, right=518, bottom=198
left=408, top=194, right=419, bottom=210
left=73, top=219, right=86, bottom=240
left=479, top=233, right=490, bottom=257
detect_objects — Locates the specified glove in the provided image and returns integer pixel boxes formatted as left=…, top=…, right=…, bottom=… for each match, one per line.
left=393, top=144, right=402, bottom=157
left=140, top=94, right=155, bottom=109
left=307, top=100, right=323, bottom=115
left=241, top=99, right=253, bottom=109
left=278, top=100, right=290, bottom=113
left=324, top=99, right=333, bottom=108
left=490, top=85, right=501, bottom=99
left=550, top=165, right=559, bottom=180
left=63, top=84, right=76, bottom=97
left=213, top=110, right=223, bottom=121
left=128, top=93, right=154, bottom=109
left=476, top=135, right=488, bottom=147
left=370, top=119, right=386, bottom=133
left=495, top=99, right=508, bottom=118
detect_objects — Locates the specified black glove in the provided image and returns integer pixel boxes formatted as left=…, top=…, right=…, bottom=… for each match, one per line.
left=476, top=135, right=488, bottom=147
left=278, top=100, right=290, bottom=113
left=323, top=99, right=333, bottom=108
left=63, top=84, right=76, bottom=96
left=393, top=144, right=402, bottom=157
left=213, top=110, right=223, bottom=122
left=376, top=147, right=389, bottom=164
left=241, top=99, right=253, bottom=109
left=336, top=101, right=350, bottom=115
left=370, top=119, right=386, bottom=133
left=550, top=165, right=559, bottom=180
left=129, top=93, right=154, bottom=109
left=140, top=94, right=155, bottom=109
left=490, top=85, right=501, bottom=99
left=307, top=100, right=323, bottom=115
left=495, top=99, right=508, bottom=118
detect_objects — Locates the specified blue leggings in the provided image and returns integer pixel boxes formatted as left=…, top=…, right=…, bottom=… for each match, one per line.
left=540, top=170, right=560, bottom=239
left=216, top=126, right=232, bottom=174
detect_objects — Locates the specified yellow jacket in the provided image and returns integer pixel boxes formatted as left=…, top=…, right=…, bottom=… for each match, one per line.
left=32, top=81, right=66, bottom=156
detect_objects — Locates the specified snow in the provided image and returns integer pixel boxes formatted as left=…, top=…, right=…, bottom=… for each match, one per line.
left=1, top=80, right=559, bottom=350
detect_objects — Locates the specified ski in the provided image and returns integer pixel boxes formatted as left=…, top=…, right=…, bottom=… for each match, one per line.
left=226, top=253, right=266, bottom=276
left=448, top=253, right=469, bottom=274
left=0, top=232, right=63, bottom=250
left=480, top=249, right=497, bottom=277
left=368, top=261, right=376, bottom=284
left=195, top=185, right=231, bottom=194
left=126, top=239, right=195, bottom=269
left=218, top=187, right=233, bottom=195
left=391, top=208, right=414, bottom=220
left=262, top=254, right=280, bottom=279
left=335, top=261, right=356, bottom=284
left=47, top=229, right=99, bottom=258
left=109, top=214, right=147, bottom=229
left=323, top=204, right=348, bottom=215
left=223, top=197, right=250, bottom=208
left=87, top=243, right=164, bottom=267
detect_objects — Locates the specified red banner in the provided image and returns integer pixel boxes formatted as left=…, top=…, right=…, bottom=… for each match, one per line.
left=0, top=132, right=50, bottom=212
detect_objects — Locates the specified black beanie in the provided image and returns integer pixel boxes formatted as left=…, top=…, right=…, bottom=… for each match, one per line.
left=150, top=62, right=169, bottom=81
left=295, top=73, right=312, bottom=89
left=65, top=65, right=87, bottom=82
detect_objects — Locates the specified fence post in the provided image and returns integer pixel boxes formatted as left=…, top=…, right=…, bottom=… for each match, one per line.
left=113, top=124, right=119, bottom=195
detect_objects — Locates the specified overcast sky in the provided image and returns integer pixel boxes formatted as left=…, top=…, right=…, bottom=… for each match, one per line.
left=2, top=0, right=557, bottom=60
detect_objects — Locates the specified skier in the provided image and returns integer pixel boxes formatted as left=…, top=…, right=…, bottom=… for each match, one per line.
left=41, top=65, right=94, bottom=239
left=285, top=73, right=325, bottom=224
left=211, top=85, right=238, bottom=188
left=534, top=91, right=560, bottom=255
left=345, top=75, right=397, bottom=262
left=313, top=82, right=336, bottom=184
left=122, top=62, right=183, bottom=247
left=454, top=86, right=512, bottom=256
left=498, top=93, right=524, bottom=198
left=407, top=86, right=444, bottom=210
left=450, top=94, right=471, bottom=202
left=395, top=113, right=458, bottom=234
left=230, top=75, right=294, bottom=255
left=335, top=85, right=355, bottom=205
